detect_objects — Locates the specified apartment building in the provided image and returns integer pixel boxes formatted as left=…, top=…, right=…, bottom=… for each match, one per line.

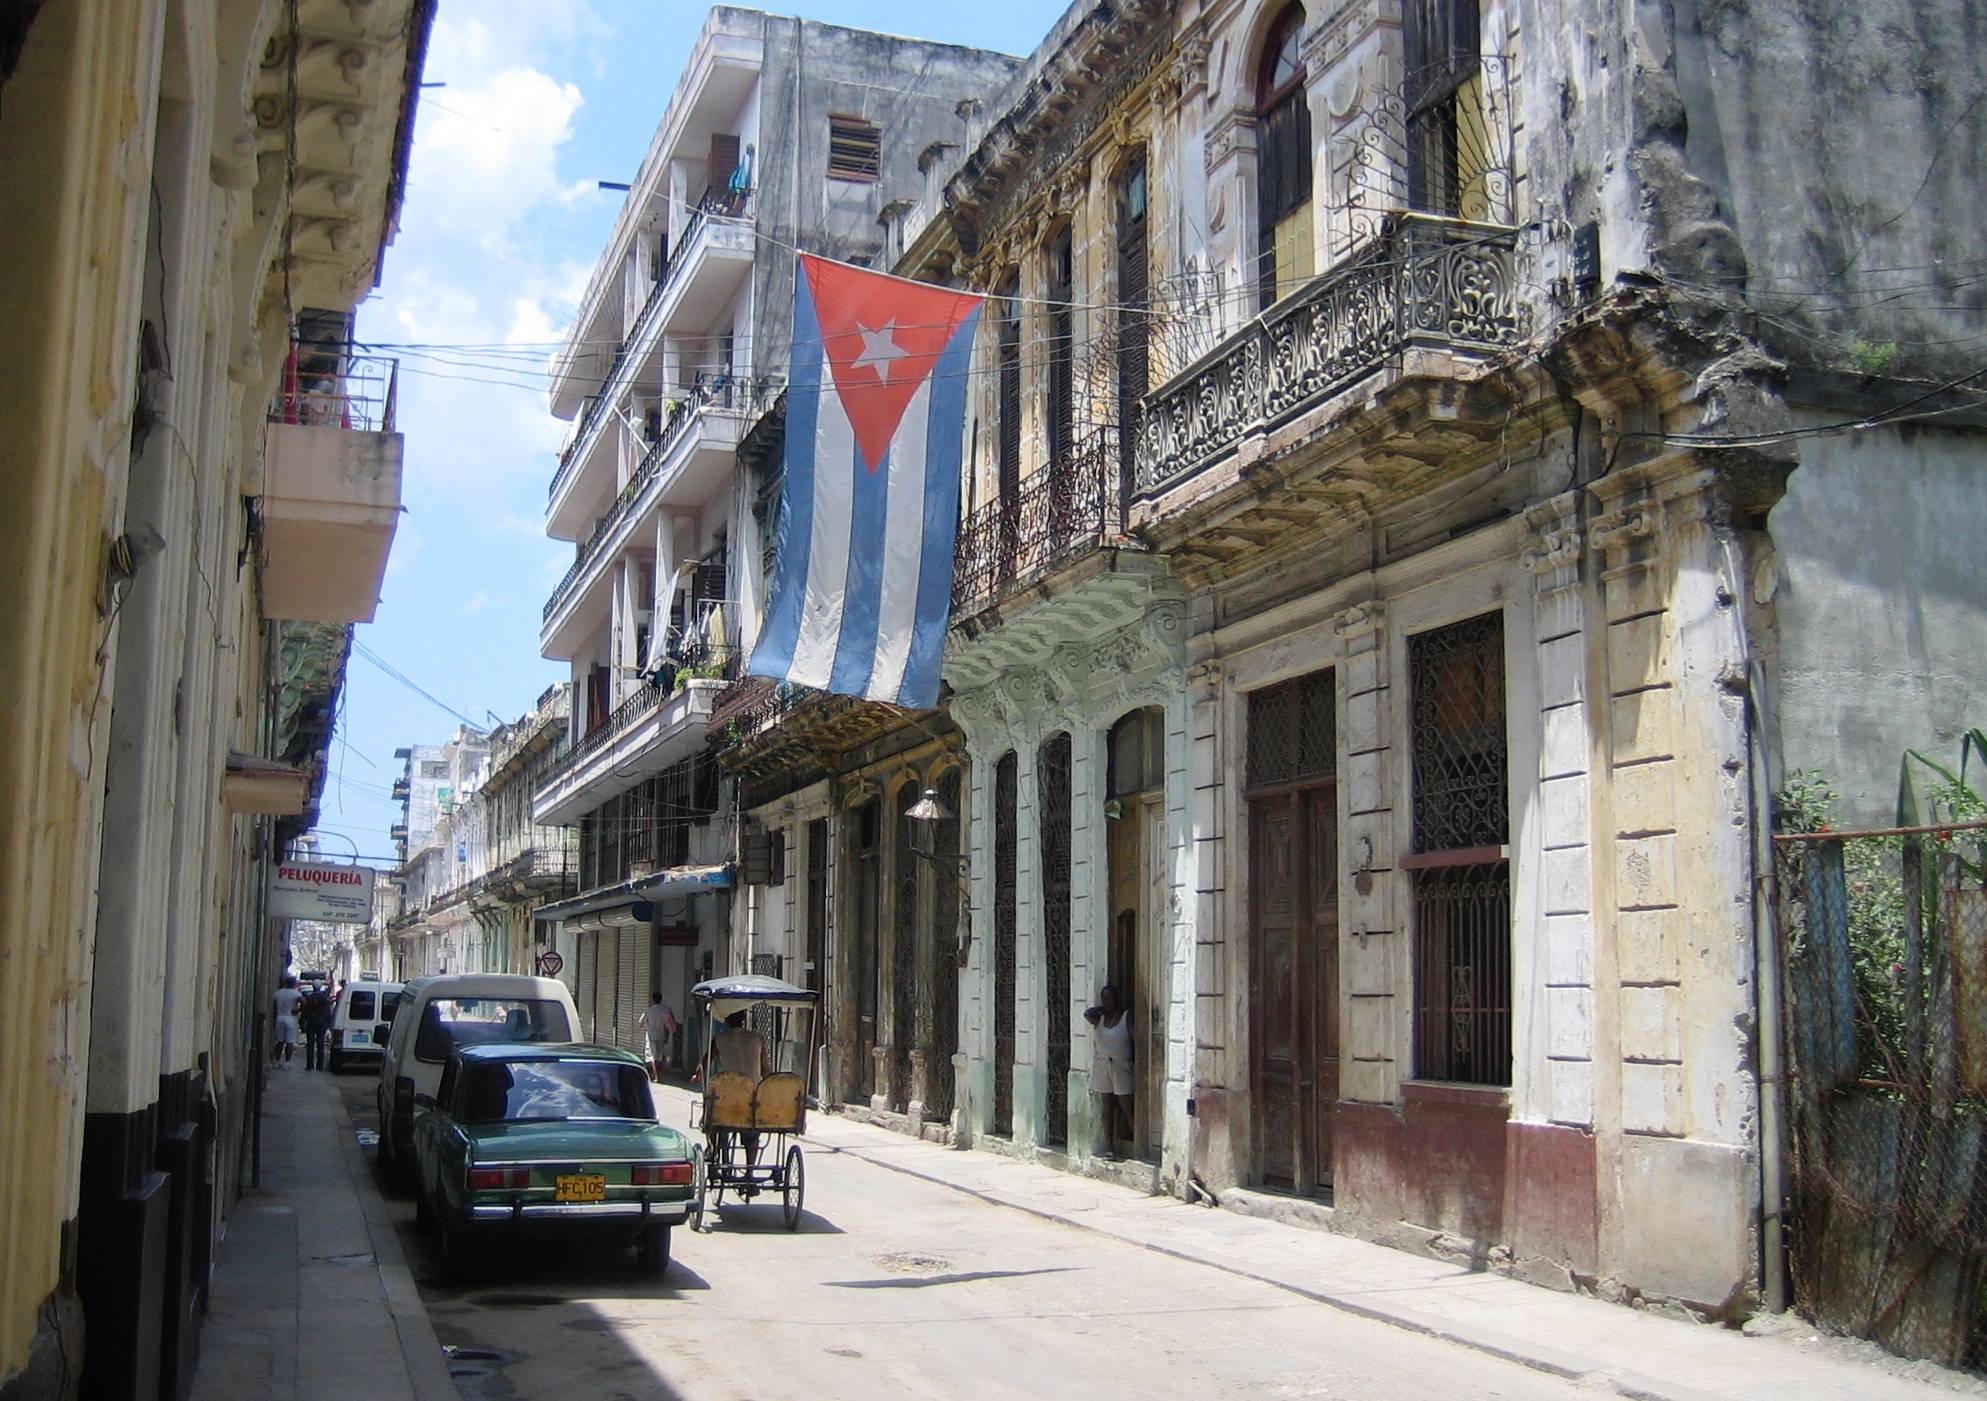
left=534, top=7, right=1020, bottom=1064
left=0, top=3, right=430, bottom=1396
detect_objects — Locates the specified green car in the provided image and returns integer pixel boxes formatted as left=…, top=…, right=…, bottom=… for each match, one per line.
left=411, top=1042, right=696, bottom=1274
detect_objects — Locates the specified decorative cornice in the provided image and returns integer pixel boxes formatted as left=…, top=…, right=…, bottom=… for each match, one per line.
left=1587, top=503, right=1658, bottom=555
left=1520, top=526, right=1583, bottom=576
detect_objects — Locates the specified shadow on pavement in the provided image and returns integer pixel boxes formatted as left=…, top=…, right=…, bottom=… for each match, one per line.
left=823, top=1266, right=1075, bottom=1290
left=701, top=1204, right=843, bottom=1234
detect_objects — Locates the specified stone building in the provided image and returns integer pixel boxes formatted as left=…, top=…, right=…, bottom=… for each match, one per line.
left=861, top=0, right=1984, bottom=1321
left=537, top=7, right=1020, bottom=1071
left=0, top=2, right=430, bottom=1395
left=385, top=693, right=576, bottom=981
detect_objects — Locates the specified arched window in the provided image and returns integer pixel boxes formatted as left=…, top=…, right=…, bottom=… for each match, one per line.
left=1256, top=3, right=1314, bottom=308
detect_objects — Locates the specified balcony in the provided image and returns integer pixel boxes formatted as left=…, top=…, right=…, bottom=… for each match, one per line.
left=546, top=196, right=757, bottom=539
left=710, top=677, right=930, bottom=784
left=261, top=346, right=403, bottom=623
left=952, top=427, right=1125, bottom=621
left=1132, top=214, right=1525, bottom=504
left=541, top=375, right=764, bottom=659
left=532, top=676, right=728, bottom=827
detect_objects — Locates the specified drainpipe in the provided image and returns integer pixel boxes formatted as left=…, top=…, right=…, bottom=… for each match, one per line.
left=1747, top=653, right=1789, bottom=1313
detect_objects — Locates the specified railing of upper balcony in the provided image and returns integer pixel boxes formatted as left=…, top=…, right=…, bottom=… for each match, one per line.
left=271, top=343, right=399, bottom=432
left=543, top=374, right=776, bottom=627
left=1132, top=214, right=1525, bottom=498
left=548, top=192, right=756, bottom=503
left=952, top=426, right=1122, bottom=615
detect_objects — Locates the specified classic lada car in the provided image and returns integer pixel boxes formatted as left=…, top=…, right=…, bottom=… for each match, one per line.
left=412, top=1042, right=696, bottom=1273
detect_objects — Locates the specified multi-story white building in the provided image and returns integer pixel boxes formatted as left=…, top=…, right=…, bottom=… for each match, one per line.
left=533, top=7, right=1020, bottom=1064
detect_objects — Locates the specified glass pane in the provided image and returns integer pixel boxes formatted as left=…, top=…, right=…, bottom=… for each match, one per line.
left=415, top=998, right=574, bottom=1063
left=461, top=1059, right=656, bottom=1123
left=348, top=991, right=375, bottom=1020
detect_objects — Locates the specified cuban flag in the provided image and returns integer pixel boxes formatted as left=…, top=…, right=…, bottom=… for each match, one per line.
left=749, top=254, right=983, bottom=708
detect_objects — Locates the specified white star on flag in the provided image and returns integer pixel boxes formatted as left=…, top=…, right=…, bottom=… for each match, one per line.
left=850, top=319, right=909, bottom=382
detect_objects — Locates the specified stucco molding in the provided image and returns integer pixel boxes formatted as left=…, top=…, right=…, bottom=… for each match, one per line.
left=1521, top=526, right=1583, bottom=578
left=1586, top=503, right=1657, bottom=557
left=1331, top=599, right=1386, bottom=642
left=1204, top=105, right=1258, bottom=174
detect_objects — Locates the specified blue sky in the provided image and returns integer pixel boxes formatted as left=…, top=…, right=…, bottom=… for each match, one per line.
left=319, top=1, right=1066, bottom=862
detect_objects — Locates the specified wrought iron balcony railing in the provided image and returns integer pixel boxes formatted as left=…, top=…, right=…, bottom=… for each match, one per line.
left=952, top=426, right=1123, bottom=615
left=1133, top=214, right=1524, bottom=498
left=548, top=193, right=757, bottom=503
left=271, top=343, right=398, bottom=432
left=543, top=374, right=752, bottom=626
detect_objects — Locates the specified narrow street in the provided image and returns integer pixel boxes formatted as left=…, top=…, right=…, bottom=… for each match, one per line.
left=334, top=1076, right=1583, bottom=1400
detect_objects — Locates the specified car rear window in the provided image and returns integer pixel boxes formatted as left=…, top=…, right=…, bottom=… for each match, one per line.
left=457, top=1060, right=656, bottom=1124
left=381, top=992, right=401, bottom=1019
left=347, top=991, right=375, bottom=1020
left=414, top=998, right=573, bottom=1063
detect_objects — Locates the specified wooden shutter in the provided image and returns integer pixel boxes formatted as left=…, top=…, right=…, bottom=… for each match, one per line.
left=1047, top=231, right=1075, bottom=465
left=1116, top=159, right=1149, bottom=488
left=997, top=289, right=1022, bottom=504
left=706, top=132, right=741, bottom=203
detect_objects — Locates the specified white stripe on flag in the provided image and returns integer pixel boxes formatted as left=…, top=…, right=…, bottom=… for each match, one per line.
left=865, top=379, right=932, bottom=702
left=787, top=393, right=856, bottom=689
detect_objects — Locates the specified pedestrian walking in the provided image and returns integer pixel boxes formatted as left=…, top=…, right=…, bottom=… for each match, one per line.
left=639, top=992, right=680, bottom=1082
left=1084, top=984, right=1135, bottom=1159
left=301, top=981, right=333, bottom=1070
left=271, top=978, right=302, bottom=1067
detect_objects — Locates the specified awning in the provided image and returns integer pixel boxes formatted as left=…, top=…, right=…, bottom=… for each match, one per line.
left=222, top=752, right=311, bottom=814
left=535, top=863, right=732, bottom=926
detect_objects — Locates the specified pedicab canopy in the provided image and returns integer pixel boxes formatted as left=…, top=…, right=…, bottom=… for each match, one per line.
left=691, top=974, right=817, bottom=1019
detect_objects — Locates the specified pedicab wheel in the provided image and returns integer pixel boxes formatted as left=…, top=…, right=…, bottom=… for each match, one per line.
left=636, top=1223, right=672, bottom=1273
left=782, top=1145, right=805, bottom=1231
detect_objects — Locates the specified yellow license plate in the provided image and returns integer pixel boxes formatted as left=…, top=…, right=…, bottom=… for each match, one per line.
left=554, top=1174, right=606, bottom=1203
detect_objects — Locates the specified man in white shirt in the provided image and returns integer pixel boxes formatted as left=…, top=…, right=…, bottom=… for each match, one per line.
left=270, top=978, right=303, bottom=1067
left=638, top=993, right=680, bottom=1082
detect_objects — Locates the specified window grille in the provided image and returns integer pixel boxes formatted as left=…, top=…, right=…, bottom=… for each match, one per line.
left=892, top=785, right=921, bottom=1115
left=827, top=115, right=881, bottom=182
left=993, top=752, right=1019, bottom=1135
left=926, top=768, right=962, bottom=1118
left=805, top=818, right=829, bottom=1000
left=1039, top=734, right=1073, bottom=1145
left=1245, top=670, right=1337, bottom=793
left=1408, top=610, right=1511, bottom=1086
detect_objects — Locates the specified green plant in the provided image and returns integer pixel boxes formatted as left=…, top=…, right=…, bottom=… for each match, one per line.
left=1848, top=338, right=1899, bottom=375
left=1899, top=727, right=1987, bottom=881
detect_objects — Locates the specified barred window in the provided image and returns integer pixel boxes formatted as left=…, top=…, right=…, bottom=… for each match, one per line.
left=827, top=115, right=881, bottom=182
left=1245, top=669, right=1336, bottom=793
left=1406, top=611, right=1510, bottom=1086
left=1107, top=706, right=1165, bottom=799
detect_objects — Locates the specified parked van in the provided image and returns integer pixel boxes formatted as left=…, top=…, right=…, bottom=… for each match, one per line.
left=329, top=980, right=403, bottom=1073
left=374, top=973, right=580, bottom=1172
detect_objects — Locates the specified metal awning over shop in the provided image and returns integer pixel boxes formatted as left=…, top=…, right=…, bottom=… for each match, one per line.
left=535, top=863, right=732, bottom=928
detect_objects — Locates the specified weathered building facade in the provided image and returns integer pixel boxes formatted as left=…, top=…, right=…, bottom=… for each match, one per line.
left=858, top=0, right=1986, bottom=1324
left=0, top=1, right=430, bottom=1396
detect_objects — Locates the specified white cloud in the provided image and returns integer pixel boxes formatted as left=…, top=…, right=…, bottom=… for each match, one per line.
left=461, top=590, right=493, bottom=615
left=410, top=67, right=584, bottom=248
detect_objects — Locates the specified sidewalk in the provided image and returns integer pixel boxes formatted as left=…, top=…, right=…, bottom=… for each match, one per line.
left=717, top=1088, right=1984, bottom=1401
left=189, top=1066, right=456, bottom=1401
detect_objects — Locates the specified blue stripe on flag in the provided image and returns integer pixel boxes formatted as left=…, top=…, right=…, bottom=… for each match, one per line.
left=827, top=433, right=889, bottom=695
left=747, top=276, right=824, bottom=682
left=894, top=306, right=980, bottom=706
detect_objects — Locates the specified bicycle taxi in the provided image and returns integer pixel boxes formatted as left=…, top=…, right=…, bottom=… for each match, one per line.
left=689, top=973, right=818, bottom=1230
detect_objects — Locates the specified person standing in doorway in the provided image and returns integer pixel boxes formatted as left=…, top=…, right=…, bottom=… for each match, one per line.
left=1084, top=984, right=1134, bottom=1160
left=300, top=981, right=333, bottom=1071
left=271, top=977, right=302, bottom=1067
left=639, top=992, right=680, bottom=1082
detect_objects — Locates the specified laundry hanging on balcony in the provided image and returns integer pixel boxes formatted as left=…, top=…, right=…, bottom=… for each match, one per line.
left=749, top=253, right=982, bottom=708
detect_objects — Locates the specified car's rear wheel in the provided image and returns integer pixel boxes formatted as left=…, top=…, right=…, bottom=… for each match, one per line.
left=782, top=1145, right=805, bottom=1231
left=636, top=1224, right=672, bottom=1273
left=439, top=1213, right=474, bottom=1277
left=413, top=1175, right=435, bottom=1232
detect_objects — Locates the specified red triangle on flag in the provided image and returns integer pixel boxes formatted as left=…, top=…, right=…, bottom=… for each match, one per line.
left=803, top=254, right=983, bottom=472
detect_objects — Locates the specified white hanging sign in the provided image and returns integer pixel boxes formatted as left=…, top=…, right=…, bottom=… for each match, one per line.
left=268, top=861, right=376, bottom=923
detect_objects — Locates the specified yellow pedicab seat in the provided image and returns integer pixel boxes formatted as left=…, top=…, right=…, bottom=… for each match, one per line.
left=705, top=1070, right=806, bottom=1132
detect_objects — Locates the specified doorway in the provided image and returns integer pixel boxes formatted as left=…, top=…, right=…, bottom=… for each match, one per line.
left=1245, top=669, right=1340, bottom=1195
left=850, top=799, right=881, bottom=1104
left=1105, top=708, right=1167, bottom=1161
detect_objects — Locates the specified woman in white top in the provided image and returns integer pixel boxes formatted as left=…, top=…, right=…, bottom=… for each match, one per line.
left=1084, top=984, right=1134, bottom=1158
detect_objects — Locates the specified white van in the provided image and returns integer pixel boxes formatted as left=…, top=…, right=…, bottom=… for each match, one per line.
left=374, top=973, right=580, bottom=1172
left=329, top=980, right=403, bottom=1073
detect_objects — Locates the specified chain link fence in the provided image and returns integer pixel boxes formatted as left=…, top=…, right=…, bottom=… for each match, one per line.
left=1775, top=820, right=1987, bottom=1365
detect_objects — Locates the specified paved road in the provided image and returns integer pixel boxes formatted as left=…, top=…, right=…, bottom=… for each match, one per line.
left=334, top=1074, right=1595, bottom=1401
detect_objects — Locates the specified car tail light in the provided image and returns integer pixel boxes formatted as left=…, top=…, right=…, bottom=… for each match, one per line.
left=467, top=1166, right=531, bottom=1191
left=632, top=1161, right=692, bottom=1187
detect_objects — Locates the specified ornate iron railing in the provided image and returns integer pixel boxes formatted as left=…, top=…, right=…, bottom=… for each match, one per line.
left=1133, top=214, right=1524, bottom=497
left=952, top=426, right=1122, bottom=615
left=543, top=374, right=747, bottom=626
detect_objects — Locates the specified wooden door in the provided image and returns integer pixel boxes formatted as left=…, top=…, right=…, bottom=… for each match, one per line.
left=1249, top=782, right=1340, bottom=1194
left=1138, top=798, right=1167, bottom=1157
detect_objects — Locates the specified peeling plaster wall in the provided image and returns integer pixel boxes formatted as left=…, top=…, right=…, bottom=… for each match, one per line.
left=1767, top=421, right=1987, bottom=823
